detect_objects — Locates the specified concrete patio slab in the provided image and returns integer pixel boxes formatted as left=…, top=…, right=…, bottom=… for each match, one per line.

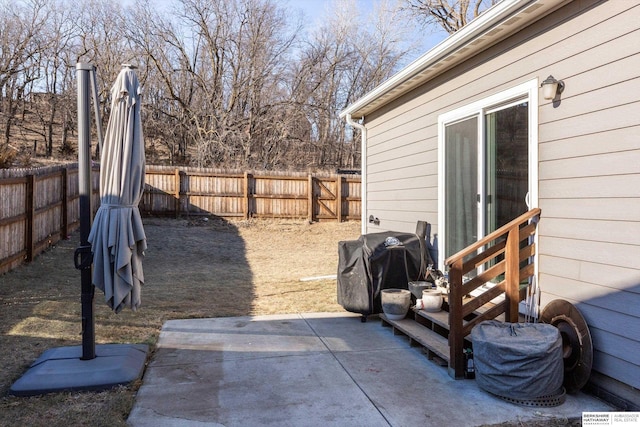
left=127, top=312, right=615, bottom=426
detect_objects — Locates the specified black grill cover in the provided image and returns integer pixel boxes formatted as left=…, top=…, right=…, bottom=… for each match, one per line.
left=337, top=231, right=430, bottom=316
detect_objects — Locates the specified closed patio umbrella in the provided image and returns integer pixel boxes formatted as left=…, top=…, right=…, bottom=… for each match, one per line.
left=89, top=64, right=146, bottom=313
left=9, top=64, right=148, bottom=396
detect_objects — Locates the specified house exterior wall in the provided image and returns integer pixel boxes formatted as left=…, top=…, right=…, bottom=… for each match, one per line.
left=362, top=0, right=640, bottom=398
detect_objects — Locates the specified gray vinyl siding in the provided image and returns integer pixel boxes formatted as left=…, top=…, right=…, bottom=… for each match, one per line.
left=362, top=0, right=640, bottom=390
left=536, top=0, right=640, bottom=391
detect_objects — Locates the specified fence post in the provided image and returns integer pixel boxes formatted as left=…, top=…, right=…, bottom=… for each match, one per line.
left=308, top=174, right=314, bottom=222
left=61, top=167, right=69, bottom=239
left=25, top=174, right=35, bottom=262
left=174, top=168, right=180, bottom=218
left=336, top=175, right=343, bottom=222
left=244, top=172, right=252, bottom=219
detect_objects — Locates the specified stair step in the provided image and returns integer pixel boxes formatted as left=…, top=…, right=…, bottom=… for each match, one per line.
left=380, top=314, right=450, bottom=364
left=379, top=294, right=530, bottom=373
left=414, top=308, right=450, bottom=330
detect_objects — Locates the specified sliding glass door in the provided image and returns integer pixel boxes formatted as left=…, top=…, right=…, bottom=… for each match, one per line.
left=441, top=93, right=533, bottom=263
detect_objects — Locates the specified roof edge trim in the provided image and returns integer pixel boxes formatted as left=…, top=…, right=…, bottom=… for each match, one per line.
left=339, top=0, right=565, bottom=119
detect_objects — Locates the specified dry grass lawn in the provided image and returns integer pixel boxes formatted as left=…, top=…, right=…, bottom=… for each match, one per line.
left=0, top=218, right=360, bottom=427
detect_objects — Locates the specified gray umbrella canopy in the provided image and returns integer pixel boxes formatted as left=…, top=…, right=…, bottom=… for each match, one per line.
left=88, top=66, right=146, bottom=313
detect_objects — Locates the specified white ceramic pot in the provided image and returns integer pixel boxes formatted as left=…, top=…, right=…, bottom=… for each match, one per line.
left=421, top=288, right=443, bottom=312
left=381, top=289, right=411, bottom=320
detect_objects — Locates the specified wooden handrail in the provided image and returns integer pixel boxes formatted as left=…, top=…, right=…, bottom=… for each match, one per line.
left=444, top=208, right=541, bottom=266
left=445, top=207, right=541, bottom=379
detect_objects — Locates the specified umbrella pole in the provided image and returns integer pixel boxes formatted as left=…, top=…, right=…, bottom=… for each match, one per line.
left=75, top=63, right=96, bottom=361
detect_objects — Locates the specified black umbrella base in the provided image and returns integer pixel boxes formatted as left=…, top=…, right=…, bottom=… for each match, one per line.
left=9, top=343, right=148, bottom=396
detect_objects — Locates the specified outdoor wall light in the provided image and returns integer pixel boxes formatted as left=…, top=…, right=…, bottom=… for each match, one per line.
left=541, top=75, right=565, bottom=100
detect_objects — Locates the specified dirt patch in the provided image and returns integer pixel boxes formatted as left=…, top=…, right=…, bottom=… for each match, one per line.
left=0, top=218, right=360, bottom=426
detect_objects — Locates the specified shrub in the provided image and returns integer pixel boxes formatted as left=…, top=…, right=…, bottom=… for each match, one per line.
left=0, top=145, right=17, bottom=168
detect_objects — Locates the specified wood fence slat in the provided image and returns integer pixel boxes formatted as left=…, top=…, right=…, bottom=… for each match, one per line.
left=244, top=172, right=251, bottom=219
left=61, top=167, right=69, bottom=239
left=336, top=175, right=342, bottom=223
left=25, top=174, right=35, bottom=262
left=174, top=169, right=180, bottom=218
left=308, top=175, right=314, bottom=222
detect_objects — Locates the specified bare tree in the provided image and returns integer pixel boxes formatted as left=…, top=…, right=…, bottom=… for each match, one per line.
left=0, top=0, right=49, bottom=149
left=126, top=0, right=301, bottom=169
left=405, top=0, right=499, bottom=33
left=23, top=1, right=77, bottom=157
left=228, top=0, right=300, bottom=169
left=74, top=0, right=134, bottom=158
left=292, top=0, right=415, bottom=169
left=125, top=0, right=196, bottom=164
left=0, top=0, right=418, bottom=171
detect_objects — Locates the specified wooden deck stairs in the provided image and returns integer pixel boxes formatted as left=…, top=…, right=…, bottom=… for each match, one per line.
left=380, top=208, right=542, bottom=379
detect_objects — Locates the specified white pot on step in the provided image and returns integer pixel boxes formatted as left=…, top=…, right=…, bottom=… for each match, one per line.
left=381, top=289, right=411, bottom=320
left=421, top=288, right=443, bottom=312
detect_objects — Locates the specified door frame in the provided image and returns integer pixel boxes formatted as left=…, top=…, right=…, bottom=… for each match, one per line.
left=437, top=79, right=539, bottom=271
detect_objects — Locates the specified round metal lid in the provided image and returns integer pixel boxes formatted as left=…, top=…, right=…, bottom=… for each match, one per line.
left=540, top=299, right=593, bottom=393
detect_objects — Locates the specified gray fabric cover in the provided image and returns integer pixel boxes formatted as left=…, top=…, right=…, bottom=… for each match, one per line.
left=337, top=231, right=430, bottom=315
left=471, top=321, right=563, bottom=399
left=337, top=240, right=370, bottom=314
left=88, top=67, right=147, bottom=313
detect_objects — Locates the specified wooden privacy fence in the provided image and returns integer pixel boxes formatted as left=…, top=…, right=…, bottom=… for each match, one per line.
left=0, top=164, right=100, bottom=274
left=141, top=166, right=361, bottom=221
left=0, top=164, right=361, bottom=274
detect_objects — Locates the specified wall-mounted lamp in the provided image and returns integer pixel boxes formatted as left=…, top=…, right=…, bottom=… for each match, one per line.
left=541, top=75, right=565, bottom=100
